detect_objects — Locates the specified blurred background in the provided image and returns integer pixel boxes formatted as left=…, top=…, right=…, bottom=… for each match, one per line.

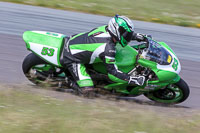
left=1, top=0, right=200, bottom=28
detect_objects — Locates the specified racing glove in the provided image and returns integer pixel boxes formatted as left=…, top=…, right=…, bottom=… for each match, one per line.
left=133, top=33, right=152, bottom=42
left=128, top=76, right=145, bottom=86
left=135, top=33, right=145, bottom=42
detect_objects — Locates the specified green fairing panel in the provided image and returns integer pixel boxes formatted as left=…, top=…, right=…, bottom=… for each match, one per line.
left=93, top=44, right=137, bottom=83
left=138, top=58, right=179, bottom=83
left=108, top=74, right=128, bottom=83
left=138, top=58, right=157, bottom=69
left=93, top=44, right=137, bottom=74
left=104, top=83, right=130, bottom=94
left=23, top=31, right=65, bottom=48
left=23, top=31, right=66, bottom=67
left=115, top=44, right=137, bottom=73
left=156, top=70, right=179, bottom=83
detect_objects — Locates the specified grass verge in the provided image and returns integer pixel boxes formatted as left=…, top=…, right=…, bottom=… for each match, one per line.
left=0, top=84, right=200, bottom=133
left=1, top=0, right=200, bottom=28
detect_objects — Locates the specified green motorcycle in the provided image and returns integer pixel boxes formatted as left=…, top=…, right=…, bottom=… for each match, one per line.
left=22, top=31, right=190, bottom=104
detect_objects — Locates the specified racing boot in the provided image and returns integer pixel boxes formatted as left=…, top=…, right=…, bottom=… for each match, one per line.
left=128, top=76, right=145, bottom=86
left=81, top=87, right=96, bottom=98
left=66, top=79, right=96, bottom=98
left=65, top=78, right=82, bottom=95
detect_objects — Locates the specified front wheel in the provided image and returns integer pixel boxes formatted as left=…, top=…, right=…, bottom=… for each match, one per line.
left=144, top=78, right=190, bottom=104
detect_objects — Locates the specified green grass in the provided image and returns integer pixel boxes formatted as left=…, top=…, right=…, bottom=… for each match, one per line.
left=0, top=84, right=200, bottom=133
left=1, top=0, right=200, bottom=28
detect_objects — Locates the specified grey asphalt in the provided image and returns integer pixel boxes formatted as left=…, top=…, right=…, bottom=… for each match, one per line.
left=0, top=2, right=200, bottom=108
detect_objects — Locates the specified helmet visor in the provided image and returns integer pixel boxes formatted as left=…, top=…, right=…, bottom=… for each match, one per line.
left=120, top=31, right=133, bottom=47
left=119, top=26, right=133, bottom=47
left=122, top=31, right=133, bottom=43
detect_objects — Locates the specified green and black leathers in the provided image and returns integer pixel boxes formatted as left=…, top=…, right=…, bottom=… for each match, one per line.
left=63, top=25, right=131, bottom=87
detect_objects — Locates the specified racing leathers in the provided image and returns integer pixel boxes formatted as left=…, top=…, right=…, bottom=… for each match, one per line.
left=63, top=25, right=145, bottom=90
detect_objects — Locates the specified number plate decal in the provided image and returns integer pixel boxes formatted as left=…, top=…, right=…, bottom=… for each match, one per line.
left=41, top=47, right=55, bottom=56
left=172, top=58, right=178, bottom=71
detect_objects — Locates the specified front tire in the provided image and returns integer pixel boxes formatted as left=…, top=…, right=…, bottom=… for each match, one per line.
left=144, top=78, right=190, bottom=104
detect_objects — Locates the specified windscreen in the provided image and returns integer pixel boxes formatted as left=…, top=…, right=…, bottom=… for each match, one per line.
left=144, top=39, right=172, bottom=65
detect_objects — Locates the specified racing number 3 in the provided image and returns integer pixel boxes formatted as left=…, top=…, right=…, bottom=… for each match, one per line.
left=41, top=47, right=55, bottom=56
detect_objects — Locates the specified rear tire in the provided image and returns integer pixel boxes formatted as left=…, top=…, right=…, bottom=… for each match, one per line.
left=22, top=53, right=73, bottom=90
left=22, top=53, right=49, bottom=85
left=22, top=53, right=47, bottom=74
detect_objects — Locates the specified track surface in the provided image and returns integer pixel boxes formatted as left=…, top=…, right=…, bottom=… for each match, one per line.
left=0, top=2, right=200, bottom=108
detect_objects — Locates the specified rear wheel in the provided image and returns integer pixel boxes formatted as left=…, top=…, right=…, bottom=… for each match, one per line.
left=144, top=78, right=190, bottom=104
left=22, top=53, right=66, bottom=87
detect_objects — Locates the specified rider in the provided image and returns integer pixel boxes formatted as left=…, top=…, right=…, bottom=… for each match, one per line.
left=63, top=15, right=147, bottom=96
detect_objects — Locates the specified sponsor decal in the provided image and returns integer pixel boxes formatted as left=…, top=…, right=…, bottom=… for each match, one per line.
left=109, top=59, right=115, bottom=63
left=72, top=63, right=78, bottom=77
left=93, top=32, right=104, bottom=36
left=109, top=50, right=116, bottom=53
left=46, top=32, right=59, bottom=37
left=167, top=55, right=172, bottom=63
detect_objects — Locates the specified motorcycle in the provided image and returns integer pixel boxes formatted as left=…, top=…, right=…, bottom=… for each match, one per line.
left=22, top=31, right=190, bottom=104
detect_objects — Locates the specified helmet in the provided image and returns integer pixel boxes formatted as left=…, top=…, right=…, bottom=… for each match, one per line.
left=108, top=15, right=134, bottom=47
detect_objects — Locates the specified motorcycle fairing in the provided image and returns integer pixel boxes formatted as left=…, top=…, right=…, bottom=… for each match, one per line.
left=23, top=31, right=66, bottom=67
